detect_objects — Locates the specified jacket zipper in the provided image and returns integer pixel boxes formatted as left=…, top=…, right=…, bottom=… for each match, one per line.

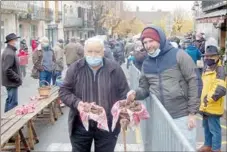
left=156, top=58, right=165, bottom=104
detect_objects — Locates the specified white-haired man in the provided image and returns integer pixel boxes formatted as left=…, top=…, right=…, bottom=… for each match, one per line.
left=59, top=37, right=130, bottom=152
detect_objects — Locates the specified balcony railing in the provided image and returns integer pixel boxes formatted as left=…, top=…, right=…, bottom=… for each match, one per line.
left=83, top=21, right=94, bottom=28
left=64, top=16, right=83, bottom=27
left=1, top=1, right=28, bottom=13
left=19, top=4, right=53, bottom=22
left=202, top=1, right=227, bottom=12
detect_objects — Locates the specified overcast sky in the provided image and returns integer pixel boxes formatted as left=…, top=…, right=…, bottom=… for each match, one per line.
left=124, top=1, right=194, bottom=13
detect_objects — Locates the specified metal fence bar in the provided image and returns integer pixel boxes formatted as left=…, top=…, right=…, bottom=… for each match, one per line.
left=128, top=64, right=195, bottom=152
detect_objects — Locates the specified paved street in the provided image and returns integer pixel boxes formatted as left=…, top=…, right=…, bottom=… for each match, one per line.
left=1, top=62, right=226, bottom=151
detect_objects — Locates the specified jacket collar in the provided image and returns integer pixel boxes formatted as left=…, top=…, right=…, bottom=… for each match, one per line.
left=7, top=44, right=17, bottom=51
left=77, top=57, right=116, bottom=73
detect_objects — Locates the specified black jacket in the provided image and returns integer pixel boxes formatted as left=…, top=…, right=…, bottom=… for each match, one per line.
left=1, top=45, right=22, bottom=87
left=59, top=58, right=130, bottom=136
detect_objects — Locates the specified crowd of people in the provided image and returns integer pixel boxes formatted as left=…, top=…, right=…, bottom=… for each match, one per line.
left=1, top=25, right=226, bottom=152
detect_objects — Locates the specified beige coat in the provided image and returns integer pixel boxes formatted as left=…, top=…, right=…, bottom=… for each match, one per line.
left=53, top=43, right=64, bottom=71
left=64, top=42, right=84, bottom=65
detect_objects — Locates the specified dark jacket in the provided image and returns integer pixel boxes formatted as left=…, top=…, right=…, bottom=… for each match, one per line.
left=113, top=42, right=125, bottom=65
left=1, top=44, right=22, bottom=87
left=59, top=58, right=130, bottom=136
left=133, top=49, right=147, bottom=71
left=136, top=26, right=200, bottom=119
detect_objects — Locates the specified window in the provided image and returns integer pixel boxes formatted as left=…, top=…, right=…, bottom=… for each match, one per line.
left=64, top=5, right=67, bottom=14
left=70, top=5, right=73, bottom=14
left=78, top=7, right=82, bottom=18
left=31, top=25, right=37, bottom=39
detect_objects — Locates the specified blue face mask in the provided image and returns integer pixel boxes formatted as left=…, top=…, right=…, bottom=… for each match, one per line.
left=85, top=56, right=103, bottom=67
left=148, top=48, right=161, bottom=58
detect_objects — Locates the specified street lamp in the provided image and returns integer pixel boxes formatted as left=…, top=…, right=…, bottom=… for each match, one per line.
left=192, top=1, right=199, bottom=33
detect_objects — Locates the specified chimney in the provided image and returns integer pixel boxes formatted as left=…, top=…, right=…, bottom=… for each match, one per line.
left=136, top=6, right=139, bottom=12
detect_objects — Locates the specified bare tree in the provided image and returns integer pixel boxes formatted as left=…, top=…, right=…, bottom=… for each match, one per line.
left=172, top=7, right=185, bottom=34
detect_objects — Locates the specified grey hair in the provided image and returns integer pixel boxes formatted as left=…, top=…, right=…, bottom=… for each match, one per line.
left=84, top=37, right=104, bottom=49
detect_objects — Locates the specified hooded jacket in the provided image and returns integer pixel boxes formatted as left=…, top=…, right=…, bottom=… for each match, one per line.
left=135, top=26, right=200, bottom=119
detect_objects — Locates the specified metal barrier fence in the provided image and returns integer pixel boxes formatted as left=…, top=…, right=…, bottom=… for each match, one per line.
left=128, top=64, right=195, bottom=151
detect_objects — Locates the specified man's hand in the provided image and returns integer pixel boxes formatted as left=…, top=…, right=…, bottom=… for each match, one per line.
left=203, top=96, right=208, bottom=107
left=188, top=114, right=196, bottom=130
left=127, top=90, right=136, bottom=102
left=77, top=101, right=91, bottom=112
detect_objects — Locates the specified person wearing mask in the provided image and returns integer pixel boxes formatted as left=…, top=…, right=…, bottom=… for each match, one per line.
left=64, top=37, right=84, bottom=67
left=52, top=39, right=64, bottom=85
left=59, top=37, right=129, bottom=152
left=127, top=26, right=200, bottom=150
left=31, top=37, right=56, bottom=86
left=1, top=33, right=22, bottom=112
left=20, top=38, right=28, bottom=52
left=133, top=40, right=147, bottom=71
left=184, top=39, right=203, bottom=99
left=198, top=38, right=226, bottom=152
left=194, top=32, right=206, bottom=54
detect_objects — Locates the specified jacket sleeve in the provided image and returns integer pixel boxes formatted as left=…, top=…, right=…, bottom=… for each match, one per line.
left=3, top=54, right=20, bottom=82
left=59, top=64, right=82, bottom=110
left=115, top=65, right=130, bottom=100
left=177, top=50, right=200, bottom=114
left=135, top=73, right=150, bottom=100
left=32, top=50, right=42, bottom=70
left=206, top=66, right=226, bottom=102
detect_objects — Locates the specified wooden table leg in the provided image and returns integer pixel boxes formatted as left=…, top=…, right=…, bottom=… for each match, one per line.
left=15, top=131, right=20, bottom=152
left=27, top=120, right=34, bottom=150
left=52, top=101, right=58, bottom=120
left=49, top=104, right=55, bottom=125
left=19, top=129, right=30, bottom=152
left=30, top=120, right=39, bottom=143
left=57, top=98, right=63, bottom=115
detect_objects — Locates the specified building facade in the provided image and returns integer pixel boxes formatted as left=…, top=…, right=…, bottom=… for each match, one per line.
left=1, top=1, right=28, bottom=49
left=195, top=1, right=227, bottom=49
left=63, top=1, right=94, bottom=41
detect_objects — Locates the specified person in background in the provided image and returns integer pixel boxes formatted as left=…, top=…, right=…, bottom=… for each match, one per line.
left=194, top=32, right=206, bottom=54
left=127, top=26, right=200, bottom=150
left=133, top=40, right=147, bottom=71
left=52, top=39, right=64, bottom=85
left=127, top=51, right=135, bottom=69
left=31, top=39, right=38, bottom=53
left=1, top=33, right=22, bottom=112
left=20, top=38, right=28, bottom=52
left=184, top=39, right=203, bottom=99
left=198, top=38, right=226, bottom=152
left=104, top=40, right=115, bottom=61
left=32, top=37, right=56, bottom=86
left=17, top=47, right=29, bottom=78
left=64, top=37, right=84, bottom=67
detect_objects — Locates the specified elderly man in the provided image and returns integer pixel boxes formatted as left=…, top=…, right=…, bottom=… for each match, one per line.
left=198, top=38, right=226, bottom=152
left=2, top=33, right=22, bottom=112
left=59, top=37, right=129, bottom=152
left=127, top=26, right=200, bottom=149
left=64, top=37, right=84, bottom=67
left=31, top=37, right=56, bottom=86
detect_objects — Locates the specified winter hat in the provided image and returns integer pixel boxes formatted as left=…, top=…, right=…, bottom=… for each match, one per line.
left=141, top=28, right=160, bottom=43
